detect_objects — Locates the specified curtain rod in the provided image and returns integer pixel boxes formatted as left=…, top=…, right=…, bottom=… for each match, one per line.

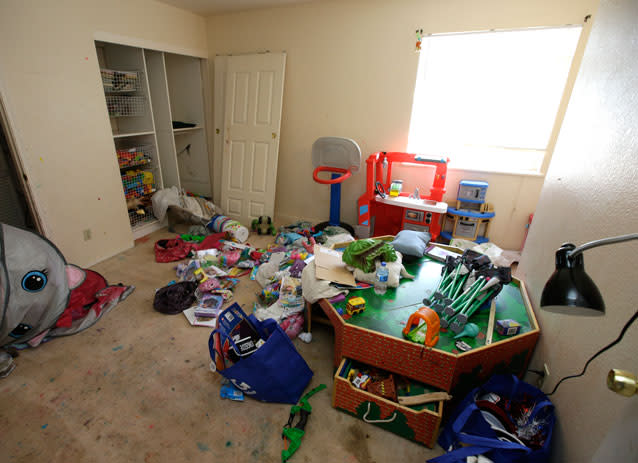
left=423, top=22, right=585, bottom=39
left=215, top=50, right=288, bottom=56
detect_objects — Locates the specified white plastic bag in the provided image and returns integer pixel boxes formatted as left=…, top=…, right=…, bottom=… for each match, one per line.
left=151, top=186, right=181, bottom=221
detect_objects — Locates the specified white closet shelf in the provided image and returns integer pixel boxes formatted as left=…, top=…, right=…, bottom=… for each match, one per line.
left=113, top=131, right=155, bottom=138
left=132, top=218, right=164, bottom=240
left=173, top=126, right=202, bottom=134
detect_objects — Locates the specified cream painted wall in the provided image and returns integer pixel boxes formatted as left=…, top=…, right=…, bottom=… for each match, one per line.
left=519, top=0, right=638, bottom=460
left=0, top=0, right=207, bottom=266
left=207, top=0, right=597, bottom=250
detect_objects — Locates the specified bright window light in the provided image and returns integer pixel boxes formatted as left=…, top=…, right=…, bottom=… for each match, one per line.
left=407, top=26, right=583, bottom=173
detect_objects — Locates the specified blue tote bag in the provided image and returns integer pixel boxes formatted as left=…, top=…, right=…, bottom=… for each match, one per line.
left=208, top=303, right=313, bottom=404
left=429, top=374, right=555, bottom=463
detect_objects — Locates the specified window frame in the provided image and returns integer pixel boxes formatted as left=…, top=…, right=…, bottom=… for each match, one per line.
left=407, top=24, right=587, bottom=176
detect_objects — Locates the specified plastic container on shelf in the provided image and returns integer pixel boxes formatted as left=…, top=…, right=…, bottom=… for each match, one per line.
left=389, top=180, right=403, bottom=197
left=374, top=262, right=389, bottom=295
left=116, top=145, right=153, bottom=169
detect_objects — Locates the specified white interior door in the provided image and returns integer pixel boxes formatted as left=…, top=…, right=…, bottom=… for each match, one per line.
left=220, top=53, right=286, bottom=225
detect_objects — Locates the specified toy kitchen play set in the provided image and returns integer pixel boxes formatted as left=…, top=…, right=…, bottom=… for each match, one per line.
left=357, top=152, right=449, bottom=239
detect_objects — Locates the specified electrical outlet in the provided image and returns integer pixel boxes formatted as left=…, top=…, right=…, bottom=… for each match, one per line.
left=83, top=229, right=92, bottom=241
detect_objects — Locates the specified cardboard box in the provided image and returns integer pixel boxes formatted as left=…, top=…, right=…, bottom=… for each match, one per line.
left=313, top=244, right=356, bottom=286
left=496, top=319, right=522, bottom=336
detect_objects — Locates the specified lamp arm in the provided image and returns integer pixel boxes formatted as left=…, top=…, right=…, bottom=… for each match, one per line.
left=569, top=233, right=638, bottom=259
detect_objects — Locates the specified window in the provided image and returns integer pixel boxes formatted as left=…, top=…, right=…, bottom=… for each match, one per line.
left=407, top=26, right=582, bottom=173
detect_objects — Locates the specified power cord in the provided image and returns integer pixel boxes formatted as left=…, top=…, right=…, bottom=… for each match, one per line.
left=535, top=309, right=638, bottom=396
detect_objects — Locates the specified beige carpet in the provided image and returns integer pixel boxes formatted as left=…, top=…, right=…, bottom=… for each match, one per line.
left=1, top=227, right=444, bottom=462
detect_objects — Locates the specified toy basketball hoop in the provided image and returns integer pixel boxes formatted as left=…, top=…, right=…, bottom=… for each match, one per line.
left=312, top=137, right=361, bottom=235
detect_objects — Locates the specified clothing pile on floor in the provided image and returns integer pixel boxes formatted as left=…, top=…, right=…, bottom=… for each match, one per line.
left=152, top=218, right=359, bottom=342
left=153, top=232, right=254, bottom=325
left=251, top=221, right=361, bottom=340
left=152, top=187, right=250, bottom=242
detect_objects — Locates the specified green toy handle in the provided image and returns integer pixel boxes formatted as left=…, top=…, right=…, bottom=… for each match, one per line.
left=281, top=384, right=327, bottom=463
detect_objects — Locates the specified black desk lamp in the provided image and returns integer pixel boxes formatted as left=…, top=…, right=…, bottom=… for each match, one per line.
left=539, top=233, right=638, bottom=396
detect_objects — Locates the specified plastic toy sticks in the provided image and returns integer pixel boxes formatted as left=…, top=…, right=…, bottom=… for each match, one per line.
left=424, top=255, right=469, bottom=313
left=448, top=288, right=496, bottom=334
left=422, top=250, right=512, bottom=335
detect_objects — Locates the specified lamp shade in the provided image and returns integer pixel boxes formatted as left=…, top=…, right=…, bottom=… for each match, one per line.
left=540, top=243, right=605, bottom=316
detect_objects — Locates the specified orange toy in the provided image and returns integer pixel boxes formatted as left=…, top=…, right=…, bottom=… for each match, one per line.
left=403, top=307, right=440, bottom=347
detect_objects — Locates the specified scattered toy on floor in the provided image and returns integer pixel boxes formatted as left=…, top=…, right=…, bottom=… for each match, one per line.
left=251, top=216, right=276, bottom=235
left=207, top=214, right=249, bottom=243
left=220, top=379, right=245, bottom=401
left=280, top=313, right=304, bottom=340
left=282, top=384, right=327, bottom=463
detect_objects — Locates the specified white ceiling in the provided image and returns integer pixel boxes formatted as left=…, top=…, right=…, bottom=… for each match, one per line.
left=156, top=0, right=317, bottom=15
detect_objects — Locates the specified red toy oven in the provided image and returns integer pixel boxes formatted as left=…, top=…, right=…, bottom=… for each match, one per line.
left=357, top=152, right=448, bottom=240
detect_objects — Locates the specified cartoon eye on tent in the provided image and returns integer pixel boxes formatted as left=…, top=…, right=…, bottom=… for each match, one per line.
left=0, top=223, right=134, bottom=377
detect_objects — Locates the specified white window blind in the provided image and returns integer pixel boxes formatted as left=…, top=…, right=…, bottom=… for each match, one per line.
left=407, top=26, right=582, bottom=173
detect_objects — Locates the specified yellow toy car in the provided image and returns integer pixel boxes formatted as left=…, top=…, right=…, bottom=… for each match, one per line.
left=346, top=297, right=366, bottom=315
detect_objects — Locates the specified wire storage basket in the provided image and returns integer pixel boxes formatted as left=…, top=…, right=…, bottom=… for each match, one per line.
left=127, top=201, right=156, bottom=228
left=121, top=167, right=157, bottom=228
left=101, top=69, right=140, bottom=92
left=106, top=95, right=146, bottom=117
left=117, top=144, right=154, bottom=169
left=121, top=169, right=155, bottom=200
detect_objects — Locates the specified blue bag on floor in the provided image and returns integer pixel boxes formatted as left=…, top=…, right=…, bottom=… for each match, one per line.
left=208, top=303, right=313, bottom=404
left=429, top=374, right=555, bottom=463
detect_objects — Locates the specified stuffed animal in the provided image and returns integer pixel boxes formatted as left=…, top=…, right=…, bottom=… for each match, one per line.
left=0, top=223, right=134, bottom=376
left=251, top=216, right=275, bottom=235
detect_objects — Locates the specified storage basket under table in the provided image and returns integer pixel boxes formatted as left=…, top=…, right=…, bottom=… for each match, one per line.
left=333, top=358, right=444, bottom=448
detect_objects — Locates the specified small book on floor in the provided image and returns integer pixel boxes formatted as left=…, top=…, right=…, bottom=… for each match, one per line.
left=183, top=307, right=218, bottom=328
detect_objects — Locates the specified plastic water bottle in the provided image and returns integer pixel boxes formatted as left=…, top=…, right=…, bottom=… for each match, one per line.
left=374, top=262, right=389, bottom=295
